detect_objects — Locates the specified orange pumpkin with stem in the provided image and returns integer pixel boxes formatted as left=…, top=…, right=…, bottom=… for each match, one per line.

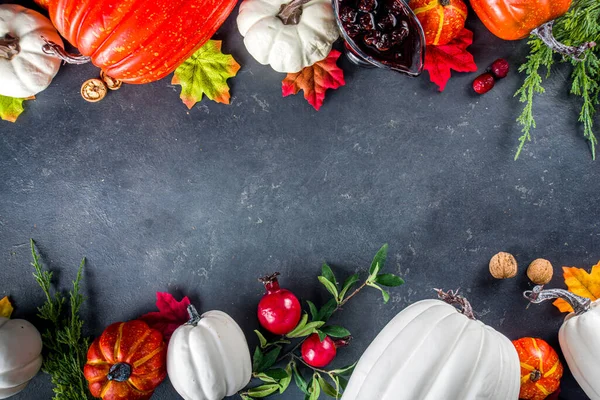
left=512, top=337, right=563, bottom=400
left=409, top=0, right=467, bottom=46
left=83, top=320, right=167, bottom=400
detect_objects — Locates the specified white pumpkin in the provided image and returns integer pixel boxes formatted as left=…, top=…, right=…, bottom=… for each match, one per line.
left=167, top=306, right=252, bottom=400
left=0, top=317, right=43, bottom=399
left=237, top=0, right=339, bottom=73
left=525, top=286, right=600, bottom=400
left=342, top=290, right=521, bottom=400
left=0, top=4, right=62, bottom=98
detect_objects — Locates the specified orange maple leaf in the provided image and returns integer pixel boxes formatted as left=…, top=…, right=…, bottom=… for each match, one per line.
left=553, top=261, right=600, bottom=312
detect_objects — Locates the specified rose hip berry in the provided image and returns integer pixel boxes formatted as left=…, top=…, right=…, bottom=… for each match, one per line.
left=472, top=73, right=495, bottom=94
left=301, top=334, right=338, bottom=368
left=490, top=58, right=509, bottom=79
left=257, top=272, right=301, bottom=335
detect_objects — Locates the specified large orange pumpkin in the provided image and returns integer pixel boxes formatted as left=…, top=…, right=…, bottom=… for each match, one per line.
left=44, top=0, right=237, bottom=83
left=83, top=320, right=167, bottom=400
left=470, top=0, right=571, bottom=40
left=512, top=337, right=563, bottom=400
left=409, top=0, right=467, bottom=46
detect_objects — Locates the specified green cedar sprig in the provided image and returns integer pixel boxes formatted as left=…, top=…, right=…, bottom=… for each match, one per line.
left=30, top=239, right=93, bottom=400
left=515, top=0, right=600, bottom=159
left=241, top=244, right=404, bottom=399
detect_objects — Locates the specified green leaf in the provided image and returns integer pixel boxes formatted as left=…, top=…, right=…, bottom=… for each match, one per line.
left=317, top=330, right=327, bottom=342
left=172, top=40, right=241, bottom=107
left=318, top=276, right=339, bottom=301
left=339, top=273, right=360, bottom=301
left=308, top=376, right=321, bottom=400
left=338, top=376, right=349, bottom=390
left=247, top=384, right=280, bottom=397
left=321, top=326, right=351, bottom=338
left=307, top=300, right=319, bottom=321
left=369, top=244, right=388, bottom=276
left=260, top=347, right=281, bottom=372
left=318, top=375, right=340, bottom=398
left=293, top=362, right=309, bottom=395
left=0, top=94, right=30, bottom=123
left=288, top=321, right=326, bottom=338
left=255, top=330, right=268, bottom=348
left=368, top=282, right=390, bottom=303
left=374, top=274, right=404, bottom=287
left=253, top=347, right=264, bottom=372
left=321, top=263, right=338, bottom=288
left=240, top=394, right=254, bottom=400
left=279, top=362, right=293, bottom=393
left=329, top=362, right=356, bottom=376
left=256, top=368, right=288, bottom=383
left=288, top=313, right=309, bottom=335
left=317, top=299, right=338, bottom=322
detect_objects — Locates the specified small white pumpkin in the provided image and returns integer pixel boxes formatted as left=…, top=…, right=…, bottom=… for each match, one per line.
left=0, top=4, right=62, bottom=98
left=342, top=290, right=521, bottom=400
left=237, top=0, right=339, bottom=73
left=167, top=305, right=252, bottom=400
left=525, top=286, right=600, bottom=400
left=0, top=317, right=43, bottom=399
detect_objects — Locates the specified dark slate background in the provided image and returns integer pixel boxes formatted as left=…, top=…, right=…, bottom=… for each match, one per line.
left=1, top=0, right=598, bottom=399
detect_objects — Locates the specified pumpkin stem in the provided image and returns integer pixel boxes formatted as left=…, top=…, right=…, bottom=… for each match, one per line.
left=278, top=0, right=313, bottom=25
left=107, top=363, right=132, bottom=382
left=439, top=0, right=451, bottom=6
left=524, top=285, right=591, bottom=315
left=41, top=38, right=91, bottom=65
left=530, top=369, right=542, bottom=383
left=0, top=33, right=20, bottom=60
left=435, top=289, right=476, bottom=320
left=186, top=304, right=202, bottom=326
left=532, top=21, right=596, bottom=61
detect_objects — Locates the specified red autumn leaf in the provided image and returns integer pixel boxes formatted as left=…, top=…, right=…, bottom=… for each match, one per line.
left=282, top=49, right=345, bottom=111
left=140, top=292, right=191, bottom=342
left=424, top=28, right=477, bottom=92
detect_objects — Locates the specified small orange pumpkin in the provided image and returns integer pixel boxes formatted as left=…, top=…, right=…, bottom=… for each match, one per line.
left=512, top=337, right=563, bottom=400
left=83, top=320, right=167, bottom=400
left=409, top=0, right=467, bottom=46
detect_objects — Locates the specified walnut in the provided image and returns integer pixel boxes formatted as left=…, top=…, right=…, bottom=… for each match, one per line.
left=527, top=258, right=553, bottom=285
left=489, top=252, right=518, bottom=279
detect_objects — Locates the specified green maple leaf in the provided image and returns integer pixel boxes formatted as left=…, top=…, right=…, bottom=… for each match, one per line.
left=172, top=40, right=240, bottom=108
left=0, top=94, right=32, bottom=123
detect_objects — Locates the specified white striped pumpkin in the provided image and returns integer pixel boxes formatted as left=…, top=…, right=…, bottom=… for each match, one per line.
left=342, top=293, right=520, bottom=400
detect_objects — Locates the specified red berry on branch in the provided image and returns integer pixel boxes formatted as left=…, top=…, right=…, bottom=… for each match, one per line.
left=301, top=334, right=337, bottom=368
left=472, top=73, right=495, bottom=94
left=257, top=272, right=301, bottom=335
left=490, top=58, right=509, bottom=79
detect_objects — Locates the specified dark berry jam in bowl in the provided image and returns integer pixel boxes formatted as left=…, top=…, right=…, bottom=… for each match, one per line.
left=333, top=0, right=425, bottom=76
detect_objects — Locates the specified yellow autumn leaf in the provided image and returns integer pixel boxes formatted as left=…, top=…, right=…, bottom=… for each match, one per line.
left=553, top=262, right=600, bottom=313
left=0, top=296, right=13, bottom=318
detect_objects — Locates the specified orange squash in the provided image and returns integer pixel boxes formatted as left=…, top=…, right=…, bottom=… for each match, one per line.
left=409, top=0, right=467, bottom=46
left=470, top=0, right=571, bottom=40
left=83, top=320, right=167, bottom=400
left=512, top=337, right=563, bottom=400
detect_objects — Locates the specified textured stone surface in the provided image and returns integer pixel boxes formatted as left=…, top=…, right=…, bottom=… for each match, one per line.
left=1, top=1, right=598, bottom=399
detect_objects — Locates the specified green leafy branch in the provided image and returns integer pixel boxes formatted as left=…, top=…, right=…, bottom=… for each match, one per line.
left=30, top=239, right=93, bottom=400
left=515, top=0, right=600, bottom=159
left=241, top=244, right=404, bottom=399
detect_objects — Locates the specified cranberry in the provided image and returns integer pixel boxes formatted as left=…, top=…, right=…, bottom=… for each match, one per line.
left=359, top=13, right=376, bottom=31
left=340, top=7, right=357, bottom=23
left=490, top=58, right=509, bottom=79
left=358, top=0, right=376, bottom=12
left=387, top=0, right=406, bottom=14
left=390, top=22, right=409, bottom=44
left=377, top=13, right=396, bottom=31
left=257, top=273, right=301, bottom=335
left=301, top=334, right=337, bottom=368
left=472, top=73, right=495, bottom=94
left=364, top=31, right=382, bottom=47
left=374, top=33, right=391, bottom=51
left=342, top=21, right=362, bottom=37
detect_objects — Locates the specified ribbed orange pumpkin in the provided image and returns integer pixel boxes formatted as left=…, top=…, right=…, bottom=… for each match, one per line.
left=409, top=0, right=467, bottom=46
left=44, top=0, right=237, bottom=83
left=512, top=337, right=563, bottom=400
left=83, top=320, right=167, bottom=400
